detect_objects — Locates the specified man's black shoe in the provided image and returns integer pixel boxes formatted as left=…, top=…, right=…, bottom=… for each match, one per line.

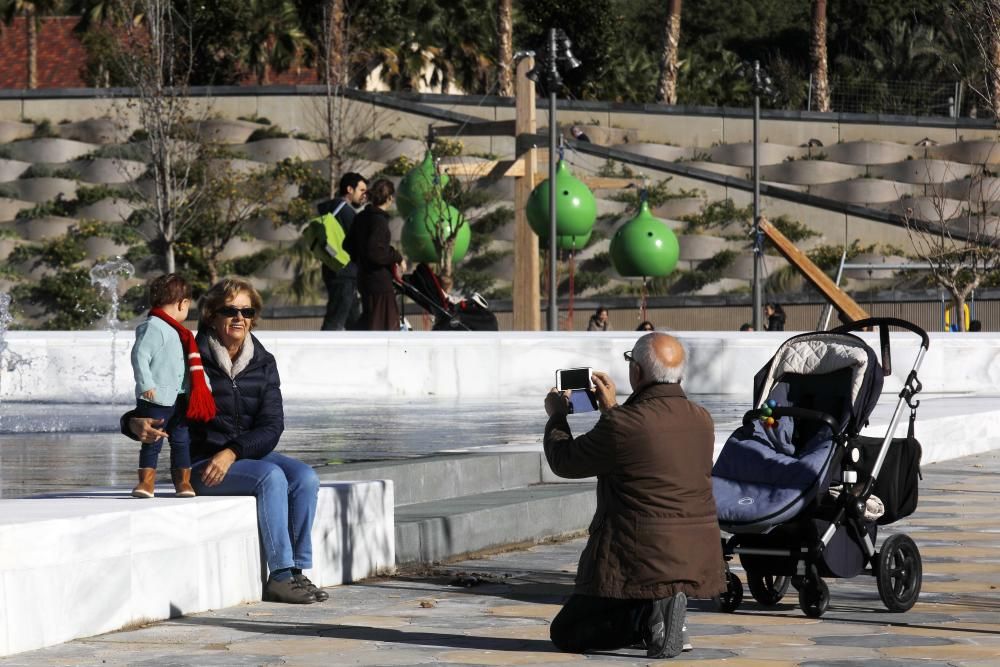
left=645, top=592, right=686, bottom=659
left=263, top=576, right=317, bottom=604
left=294, top=573, right=329, bottom=602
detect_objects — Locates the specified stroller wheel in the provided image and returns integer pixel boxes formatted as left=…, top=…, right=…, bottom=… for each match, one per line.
left=798, top=577, right=830, bottom=618
left=876, top=533, right=922, bottom=612
left=747, top=573, right=791, bottom=606
left=715, top=571, right=743, bottom=612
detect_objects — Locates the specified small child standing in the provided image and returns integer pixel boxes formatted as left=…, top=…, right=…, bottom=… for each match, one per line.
left=130, top=273, right=215, bottom=498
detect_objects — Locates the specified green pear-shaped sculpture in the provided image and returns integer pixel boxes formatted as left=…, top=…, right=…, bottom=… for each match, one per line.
left=401, top=199, right=471, bottom=264
left=526, top=160, right=596, bottom=249
left=397, top=152, right=449, bottom=218
left=610, top=200, right=679, bottom=277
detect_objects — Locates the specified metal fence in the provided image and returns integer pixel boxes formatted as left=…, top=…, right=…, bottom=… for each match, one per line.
left=815, top=77, right=966, bottom=118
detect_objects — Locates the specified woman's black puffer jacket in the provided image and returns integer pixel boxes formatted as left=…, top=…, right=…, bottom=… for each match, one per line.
left=188, top=332, right=284, bottom=463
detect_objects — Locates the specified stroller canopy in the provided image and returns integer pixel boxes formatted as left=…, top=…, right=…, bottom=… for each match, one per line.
left=753, top=332, right=883, bottom=435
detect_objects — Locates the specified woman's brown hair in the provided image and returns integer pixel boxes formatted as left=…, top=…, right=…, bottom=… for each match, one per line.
left=367, top=178, right=395, bottom=208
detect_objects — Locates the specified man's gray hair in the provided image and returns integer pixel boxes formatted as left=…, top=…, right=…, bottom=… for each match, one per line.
left=632, top=332, right=685, bottom=383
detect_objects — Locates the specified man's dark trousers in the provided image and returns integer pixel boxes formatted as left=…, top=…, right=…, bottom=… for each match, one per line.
left=321, top=264, right=361, bottom=331
left=549, top=594, right=644, bottom=653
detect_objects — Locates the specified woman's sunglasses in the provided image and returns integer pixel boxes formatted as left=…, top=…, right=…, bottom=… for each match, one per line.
left=216, top=306, right=256, bottom=319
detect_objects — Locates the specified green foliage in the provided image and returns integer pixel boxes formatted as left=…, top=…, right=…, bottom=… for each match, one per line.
left=454, top=267, right=495, bottom=295
left=580, top=251, right=611, bottom=273
left=273, top=157, right=326, bottom=202
left=20, top=165, right=81, bottom=180
left=225, top=247, right=282, bottom=278
left=15, top=199, right=73, bottom=220
left=11, top=267, right=108, bottom=331
left=380, top=155, right=417, bottom=177
left=31, top=119, right=58, bottom=138
left=469, top=205, right=513, bottom=251
left=0, top=145, right=12, bottom=160
left=87, top=144, right=149, bottom=161
left=610, top=179, right=701, bottom=210
left=807, top=240, right=876, bottom=271
left=461, top=248, right=510, bottom=272
left=431, top=138, right=463, bottom=158
left=769, top=216, right=820, bottom=243
left=238, top=115, right=272, bottom=124
left=559, top=269, right=609, bottom=295
left=681, top=200, right=753, bottom=233
left=248, top=125, right=291, bottom=141
left=0, top=184, right=17, bottom=198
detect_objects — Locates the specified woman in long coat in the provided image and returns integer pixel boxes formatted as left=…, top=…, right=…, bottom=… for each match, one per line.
left=346, top=178, right=404, bottom=330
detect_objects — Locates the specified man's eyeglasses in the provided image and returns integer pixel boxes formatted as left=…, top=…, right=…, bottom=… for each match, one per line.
left=623, top=350, right=634, bottom=363
left=216, top=306, right=256, bottom=319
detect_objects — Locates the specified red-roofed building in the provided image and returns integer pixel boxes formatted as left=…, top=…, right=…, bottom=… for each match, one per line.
left=0, top=16, right=88, bottom=89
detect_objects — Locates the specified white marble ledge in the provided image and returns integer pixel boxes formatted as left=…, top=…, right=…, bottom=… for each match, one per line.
left=0, top=480, right=395, bottom=657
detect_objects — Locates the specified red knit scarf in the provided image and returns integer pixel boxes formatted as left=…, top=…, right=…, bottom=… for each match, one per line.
left=150, top=308, right=217, bottom=422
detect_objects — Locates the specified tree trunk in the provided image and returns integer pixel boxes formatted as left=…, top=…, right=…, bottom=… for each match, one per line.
left=950, top=292, right=968, bottom=332
left=655, top=0, right=682, bottom=104
left=990, top=21, right=1000, bottom=121
left=26, top=8, right=37, bottom=90
left=810, top=0, right=830, bottom=112
left=497, top=0, right=513, bottom=97
left=329, top=0, right=346, bottom=87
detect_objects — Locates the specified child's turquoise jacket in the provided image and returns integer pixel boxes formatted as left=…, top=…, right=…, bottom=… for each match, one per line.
left=131, top=316, right=188, bottom=406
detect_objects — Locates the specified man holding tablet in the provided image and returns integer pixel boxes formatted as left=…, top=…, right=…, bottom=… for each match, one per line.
left=543, top=333, right=724, bottom=659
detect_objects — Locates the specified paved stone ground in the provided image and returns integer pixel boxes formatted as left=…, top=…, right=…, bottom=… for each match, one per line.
left=3, top=451, right=999, bottom=666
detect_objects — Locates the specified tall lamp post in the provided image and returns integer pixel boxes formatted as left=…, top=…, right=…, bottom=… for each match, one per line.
left=746, top=60, right=774, bottom=331
left=528, top=29, right=580, bottom=331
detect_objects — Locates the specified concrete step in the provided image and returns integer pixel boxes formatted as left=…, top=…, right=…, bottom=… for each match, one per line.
left=394, top=482, right=596, bottom=564
left=317, top=451, right=545, bottom=505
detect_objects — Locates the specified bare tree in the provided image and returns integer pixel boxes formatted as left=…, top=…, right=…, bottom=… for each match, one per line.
left=956, top=0, right=1000, bottom=120
left=497, top=0, right=513, bottom=97
left=110, top=0, right=209, bottom=274
left=901, top=164, right=1000, bottom=331
left=655, top=0, right=682, bottom=104
left=810, top=0, right=831, bottom=112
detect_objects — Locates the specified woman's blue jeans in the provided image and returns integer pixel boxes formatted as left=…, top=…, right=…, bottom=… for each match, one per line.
left=191, top=451, right=320, bottom=574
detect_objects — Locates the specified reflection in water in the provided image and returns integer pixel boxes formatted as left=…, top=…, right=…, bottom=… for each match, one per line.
left=0, top=396, right=745, bottom=498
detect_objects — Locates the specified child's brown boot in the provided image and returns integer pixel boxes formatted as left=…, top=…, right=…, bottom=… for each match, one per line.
left=132, top=468, right=156, bottom=498
left=172, top=468, right=196, bottom=497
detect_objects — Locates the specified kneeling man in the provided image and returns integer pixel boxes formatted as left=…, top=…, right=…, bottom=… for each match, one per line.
left=544, top=333, right=724, bottom=658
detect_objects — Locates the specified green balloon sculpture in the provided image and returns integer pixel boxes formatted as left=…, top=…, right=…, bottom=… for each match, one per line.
left=610, top=199, right=679, bottom=277
left=401, top=199, right=471, bottom=264
left=397, top=152, right=449, bottom=218
left=526, top=160, right=597, bottom=251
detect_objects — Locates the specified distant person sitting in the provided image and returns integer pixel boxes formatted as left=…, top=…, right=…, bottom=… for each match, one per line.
left=969, top=319, right=982, bottom=332
left=636, top=320, right=655, bottom=332
left=570, top=125, right=591, bottom=143
left=739, top=322, right=754, bottom=332
left=587, top=307, right=610, bottom=331
left=317, top=173, right=368, bottom=331
left=764, top=302, right=786, bottom=331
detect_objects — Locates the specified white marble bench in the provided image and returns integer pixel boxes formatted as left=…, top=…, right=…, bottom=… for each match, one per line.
left=0, top=480, right=394, bottom=657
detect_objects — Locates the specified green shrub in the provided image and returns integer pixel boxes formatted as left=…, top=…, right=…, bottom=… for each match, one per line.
left=431, top=138, right=463, bottom=158
left=31, top=119, right=58, bottom=138
left=20, top=164, right=80, bottom=180
left=681, top=199, right=752, bottom=233
left=248, top=125, right=290, bottom=141
left=380, top=155, right=417, bottom=176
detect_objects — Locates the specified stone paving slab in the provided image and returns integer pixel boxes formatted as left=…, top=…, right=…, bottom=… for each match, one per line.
left=2, top=451, right=998, bottom=666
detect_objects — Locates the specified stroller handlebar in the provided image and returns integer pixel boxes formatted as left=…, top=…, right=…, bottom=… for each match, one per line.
left=829, top=317, right=929, bottom=349
left=743, top=407, right=840, bottom=433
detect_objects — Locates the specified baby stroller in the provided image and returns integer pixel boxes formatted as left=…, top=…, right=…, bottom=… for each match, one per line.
left=393, top=263, right=499, bottom=331
left=711, top=317, right=929, bottom=618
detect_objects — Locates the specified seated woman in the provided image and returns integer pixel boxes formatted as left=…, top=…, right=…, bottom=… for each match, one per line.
left=122, top=277, right=324, bottom=605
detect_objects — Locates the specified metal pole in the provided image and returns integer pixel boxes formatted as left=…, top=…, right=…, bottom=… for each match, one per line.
left=751, top=61, right=762, bottom=331
left=547, top=27, right=558, bottom=332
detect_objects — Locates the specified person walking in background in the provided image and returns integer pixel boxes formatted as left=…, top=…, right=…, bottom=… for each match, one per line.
left=345, top=178, right=406, bottom=331
left=543, top=333, right=725, bottom=658
left=636, top=320, right=655, bottom=332
left=739, top=322, right=754, bottom=332
left=570, top=125, right=592, bottom=143
left=129, top=273, right=215, bottom=499
left=764, top=302, right=786, bottom=331
left=317, top=173, right=367, bottom=331
left=587, top=307, right=610, bottom=331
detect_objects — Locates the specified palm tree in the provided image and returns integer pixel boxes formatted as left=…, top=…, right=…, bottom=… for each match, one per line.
left=243, top=0, right=307, bottom=85
left=1, top=0, right=62, bottom=89
left=497, top=0, right=513, bottom=96
left=655, top=0, right=682, bottom=104
left=810, top=0, right=830, bottom=111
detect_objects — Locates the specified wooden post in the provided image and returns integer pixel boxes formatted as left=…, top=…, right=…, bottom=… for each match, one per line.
left=513, top=57, right=540, bottom=330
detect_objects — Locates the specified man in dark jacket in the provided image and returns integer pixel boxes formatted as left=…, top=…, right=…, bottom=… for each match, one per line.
left=544, top=332, right=725, bottom=658
left=317, top=173, right=367, bottom=331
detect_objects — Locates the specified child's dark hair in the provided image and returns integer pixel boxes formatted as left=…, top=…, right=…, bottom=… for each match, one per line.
left=148, top=273, right=192, bottom=308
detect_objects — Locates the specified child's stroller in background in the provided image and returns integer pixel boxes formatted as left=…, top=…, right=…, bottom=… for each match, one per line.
left=711, top=318, right=929, bottom=618
left=394, top=263, right=499, bottom=331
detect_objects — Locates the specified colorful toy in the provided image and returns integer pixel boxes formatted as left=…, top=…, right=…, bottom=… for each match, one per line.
left=760, top=399, right=779, bottom=428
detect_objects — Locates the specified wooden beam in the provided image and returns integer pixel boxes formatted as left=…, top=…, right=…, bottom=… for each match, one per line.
left=530, top=174, right=635, bottom=189
left=513, top=57, right=540, bottom=331
left=760, top=217, right=869, bottom=323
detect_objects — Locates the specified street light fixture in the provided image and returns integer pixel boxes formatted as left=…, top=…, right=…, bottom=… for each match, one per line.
left=526, top=28, right=580, bottom=331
